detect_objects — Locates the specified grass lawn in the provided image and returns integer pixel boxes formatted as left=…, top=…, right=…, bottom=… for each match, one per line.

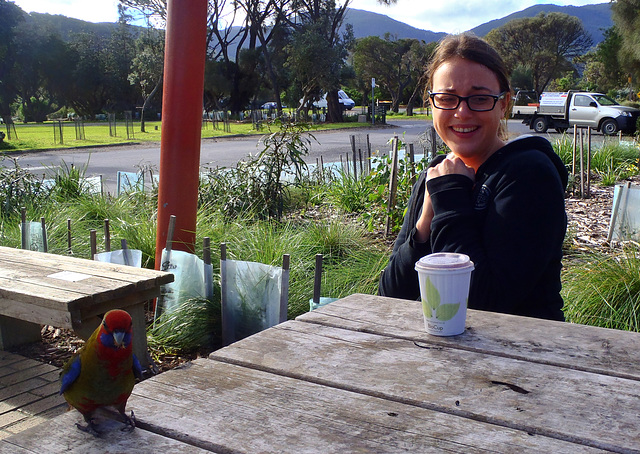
left=0, top=116, right=383, bottom=153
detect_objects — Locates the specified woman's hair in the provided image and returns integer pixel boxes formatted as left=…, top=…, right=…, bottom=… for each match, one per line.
left=426, top=33, right=511, bottom=94
left=425, top=33, right=512, bottom=139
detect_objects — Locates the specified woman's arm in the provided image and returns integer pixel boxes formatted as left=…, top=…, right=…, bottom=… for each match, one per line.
left=428, top=152, right=566, bottom=315
left=378, top=173, right=433, bottom=300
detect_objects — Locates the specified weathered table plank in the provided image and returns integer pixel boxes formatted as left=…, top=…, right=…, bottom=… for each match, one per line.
left=0, top=411, right=211, bottom=453
left=210, top=320, right=640, bottom=453
left=0, top=247, right=170, bottom=287
left=124, top=359, right=602, bottom=453
left=0, top=246, right=173, bottom=368
left=297, top=293, right=640, bottom=381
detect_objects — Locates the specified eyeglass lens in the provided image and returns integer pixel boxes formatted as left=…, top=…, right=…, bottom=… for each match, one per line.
left=431, top=93, right=501, bottom=111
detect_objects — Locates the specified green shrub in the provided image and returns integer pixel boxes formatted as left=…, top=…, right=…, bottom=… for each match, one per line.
left=553, top=136, right=639, bottom=188
left=563, top=247, right=640, bottom=332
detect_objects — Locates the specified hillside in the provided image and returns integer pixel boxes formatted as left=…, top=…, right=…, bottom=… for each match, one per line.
left=343, top=8, right=446, bottom=42
left=25, top=2, right=612, bottom=48
left=469, top=3, right=612, bottom=44
left=343, top=3, right=612, bottom=45
left=24, top=12, right=133, bottom=41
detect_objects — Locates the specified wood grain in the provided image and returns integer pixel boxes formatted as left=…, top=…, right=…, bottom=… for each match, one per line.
left=211, top=320, right=640, bottom=453
left=128, top=359, right=601, bottom=453
left=297, top=293, right=640, bottom=381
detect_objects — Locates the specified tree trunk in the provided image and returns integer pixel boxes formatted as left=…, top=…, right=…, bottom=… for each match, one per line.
left=140, top=79, right=162, bottom=133
left=326, top=90, right=343, bottom=123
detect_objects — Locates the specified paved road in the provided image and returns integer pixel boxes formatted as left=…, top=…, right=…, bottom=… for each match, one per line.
left=4, top=118, right=588, bottom=194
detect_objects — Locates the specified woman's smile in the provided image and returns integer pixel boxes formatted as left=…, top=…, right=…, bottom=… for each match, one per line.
left=431, top=56, right=510, bottom=170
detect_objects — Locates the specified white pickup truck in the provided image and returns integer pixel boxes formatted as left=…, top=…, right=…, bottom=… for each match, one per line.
left=519, top=91, right=640, bottom=135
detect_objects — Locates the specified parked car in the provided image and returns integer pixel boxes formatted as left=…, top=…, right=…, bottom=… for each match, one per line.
left=312, top=90, right=356, bottom=111
left=261, top=102, right=287, bottom=109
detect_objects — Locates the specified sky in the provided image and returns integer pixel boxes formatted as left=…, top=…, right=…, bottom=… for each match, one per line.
left=11, top=0, right=608, bottom=34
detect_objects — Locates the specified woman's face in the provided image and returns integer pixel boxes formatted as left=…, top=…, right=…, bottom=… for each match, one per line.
left=430, top=56, right=510, bottom=170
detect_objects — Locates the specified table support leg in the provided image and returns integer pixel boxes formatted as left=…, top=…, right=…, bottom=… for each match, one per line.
left=128, top=304, right=150, bottom=371
left=0, top=315, right=42, bottom=350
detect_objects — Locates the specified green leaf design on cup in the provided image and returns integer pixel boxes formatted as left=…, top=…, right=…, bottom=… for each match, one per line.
left=421, top=277, right=462, bottom=322
left=435, top=302, right=460, bottom=321
left=425, top=277, right=440, bottom=311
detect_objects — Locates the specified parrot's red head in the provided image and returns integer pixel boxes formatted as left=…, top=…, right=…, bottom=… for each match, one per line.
left=98, top=309, right=133, bottom=351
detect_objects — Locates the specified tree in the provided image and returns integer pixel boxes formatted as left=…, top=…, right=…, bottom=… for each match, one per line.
left=118, top=0, right=395, bottom=120
left=486, top=12, right=593, bottom=94
left=11, top=23, right=69, bottom=122
left=577, top=27, right=625, bottom=94
left=103, top=21, right=138, bottom=114
left=611, top=0, right=640, bottom=96
left=60, top=33, right=112, bottom=117
left=128, top=28, right=165, bottom=131
left=403, top=40, right=436, bottom=116
left=286, top=0, right=353, bottom=122
left=353, top=35, right=432, bottom=114
left=0, top=0, right=25, bottom=123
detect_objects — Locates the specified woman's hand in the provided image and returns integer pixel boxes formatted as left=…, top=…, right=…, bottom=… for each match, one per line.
left=427, top=153, right=476, bottom=182
left=415, top=154, right=475, bottom=243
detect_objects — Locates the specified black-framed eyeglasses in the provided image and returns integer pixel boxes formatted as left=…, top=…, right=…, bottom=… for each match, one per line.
left=428, top=91, right=507, bottom=112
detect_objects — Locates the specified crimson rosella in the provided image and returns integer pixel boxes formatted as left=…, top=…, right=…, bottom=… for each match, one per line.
left=60, top=309, right=142, bottom=435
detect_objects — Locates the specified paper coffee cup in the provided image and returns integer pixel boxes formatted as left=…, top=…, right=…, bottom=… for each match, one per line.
left=415, top=253, right=474, bottom=336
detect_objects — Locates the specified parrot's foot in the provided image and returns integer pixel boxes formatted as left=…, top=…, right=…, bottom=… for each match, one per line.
left=76, top=420, right=101, bottom=437
left=120, top=410, right=136, bottom=432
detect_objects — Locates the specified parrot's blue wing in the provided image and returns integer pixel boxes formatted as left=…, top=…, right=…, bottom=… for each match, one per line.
left=132, top=353, right=143, bottom=381
left=59, top=356, right=81, bottom=395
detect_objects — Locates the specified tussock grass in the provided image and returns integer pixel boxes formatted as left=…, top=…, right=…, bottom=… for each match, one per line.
left=148, top=297, right=221, bottom=352
left=562, top=246, right=640, bottom=331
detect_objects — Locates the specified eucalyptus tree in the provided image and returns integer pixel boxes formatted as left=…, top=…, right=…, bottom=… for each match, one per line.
left=577, top=27, right=625, bottom=94
left=0, top=0, right=25, bottom=123
left=10, top=22, right=69, bottom=122
left=58, top=33, right=113, bottom=117
left=353, top=34, right=433, bottom=114
left=485, top=12, right=592, bottom=94
left=403, top=40, right=436, bottom=115
left=128, top=28, right=165, bottom=131
left=611, top=0, right=640, bottom=91
left=284, top=0, right=353, bottom=122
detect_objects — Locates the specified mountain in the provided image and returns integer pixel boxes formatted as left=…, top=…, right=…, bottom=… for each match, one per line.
left=25, top=2, right=613, bottom=49
left=24, top=12, right=131, bottom=41
left=343, top=8, right=446, bottom=43
left=468, top=3, right=612, bottom=44
left=342, top=3, right=612, bottom=46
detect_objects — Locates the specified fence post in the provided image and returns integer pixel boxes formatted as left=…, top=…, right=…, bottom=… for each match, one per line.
left=350, top=135, right=357, bottom=181
left=385, top=135, right=400, bottom=236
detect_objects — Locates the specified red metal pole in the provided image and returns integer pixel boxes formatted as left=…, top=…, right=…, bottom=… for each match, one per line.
left=155, top=0, right=208, bottom=269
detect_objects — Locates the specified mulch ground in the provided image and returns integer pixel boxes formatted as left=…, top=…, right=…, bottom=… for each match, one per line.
left=9, top=174, right=632, bottom=376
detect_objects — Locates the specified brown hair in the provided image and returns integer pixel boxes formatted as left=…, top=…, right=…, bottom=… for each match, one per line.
left=426, top=33, right=511, bottom=94
left=425, top=33, right=512, bottom=139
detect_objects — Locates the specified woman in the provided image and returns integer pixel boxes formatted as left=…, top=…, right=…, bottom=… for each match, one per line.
left=378, top=33, right=568, bottom=321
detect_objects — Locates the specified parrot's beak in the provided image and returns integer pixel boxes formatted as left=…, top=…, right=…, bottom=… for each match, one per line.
left=113, top=331, right=126, bottom=349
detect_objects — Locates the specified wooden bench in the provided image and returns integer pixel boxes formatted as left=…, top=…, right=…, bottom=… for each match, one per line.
left=0, top=246, right=173, bottom=369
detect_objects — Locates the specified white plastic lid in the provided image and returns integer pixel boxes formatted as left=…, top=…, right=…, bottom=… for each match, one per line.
left=415, top=252, right=474, bottom=271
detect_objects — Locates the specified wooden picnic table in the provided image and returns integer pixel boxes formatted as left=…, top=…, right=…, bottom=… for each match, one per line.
left=0, top=246, right=173, bottom=368
left=1, top=293, right=639, bottom=453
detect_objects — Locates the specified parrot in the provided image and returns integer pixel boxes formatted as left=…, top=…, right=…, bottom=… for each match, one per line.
left=59, top=309, right=143, bottom=435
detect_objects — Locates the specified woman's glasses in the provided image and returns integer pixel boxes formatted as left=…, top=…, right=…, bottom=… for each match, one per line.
left=428, top=91, right=507, bottom=112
